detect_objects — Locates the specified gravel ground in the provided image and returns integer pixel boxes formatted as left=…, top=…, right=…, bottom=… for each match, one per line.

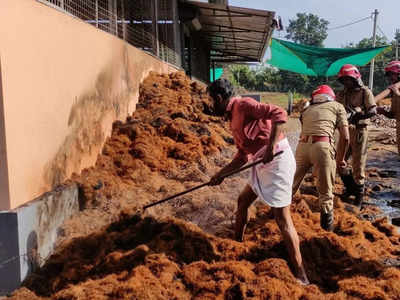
left=371, top=111, right=397, bottom=129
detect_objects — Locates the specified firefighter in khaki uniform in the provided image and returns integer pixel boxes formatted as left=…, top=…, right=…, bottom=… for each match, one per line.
left=336, top=64, right=377, bottom=206
left=376, top=61, right=400, bottom=155
left=293, top=85, right=349, bottom=231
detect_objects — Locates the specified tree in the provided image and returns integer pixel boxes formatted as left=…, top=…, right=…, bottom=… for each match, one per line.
left=276, top=13, right=330, bottom=95
left=228, top=65, right=256, bottom=91
left=273, top=70, right=308, bottom=94
left=354, top=36, right=388, bottom=48
left=285, top=13, right=329, bottom=47
left=345, top=35, right=392, bottom=94
left=254, top=67, right=281, bottom=92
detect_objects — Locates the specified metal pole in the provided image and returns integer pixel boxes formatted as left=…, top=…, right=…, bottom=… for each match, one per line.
left=152, top=0, right=160, bottom=57
left=122, top=0, right=126, bottom=40
left=95, top=0, right=99, bottom=28
left=114, top=0, right=118, bottom=36
left=287, top=91, right=293, bottom=116
left=368, top=9, right=379, bottom=90
left=213, top=62, right=216, bottom=82
left=396, top=29, right=399, bottom=61
left=187, top=36, right=192, bottom=77
left=108, top=0, right=113, bottom=33
left=171, top=0, right=181, bottom=66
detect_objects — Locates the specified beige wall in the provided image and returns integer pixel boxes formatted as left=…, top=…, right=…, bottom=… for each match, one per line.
left=0, top=0, right=179, bottom=210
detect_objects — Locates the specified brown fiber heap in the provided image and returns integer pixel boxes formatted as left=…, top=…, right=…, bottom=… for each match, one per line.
left=10, top=72, right=400, bottom=300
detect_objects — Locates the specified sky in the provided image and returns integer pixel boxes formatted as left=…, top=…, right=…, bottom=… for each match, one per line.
left=229, top=0, right=400, bottom=48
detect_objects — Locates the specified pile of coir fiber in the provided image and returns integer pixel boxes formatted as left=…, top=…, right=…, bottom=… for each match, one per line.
left=9, top=72, right=400, bottom=299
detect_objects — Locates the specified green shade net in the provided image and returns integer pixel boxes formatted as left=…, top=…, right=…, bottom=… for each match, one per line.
left=268, top=38, right=389, bottom=77
left=210, top=68, right=223, bottom=82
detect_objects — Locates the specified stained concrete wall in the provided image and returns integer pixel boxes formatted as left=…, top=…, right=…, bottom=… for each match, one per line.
left=0, top=184, right=79, bottom=294
left=0, top=0, right=180, bottom=210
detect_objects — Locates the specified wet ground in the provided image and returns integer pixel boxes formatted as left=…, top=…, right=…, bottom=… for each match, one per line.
left=366, top=127, right=400, bottom=229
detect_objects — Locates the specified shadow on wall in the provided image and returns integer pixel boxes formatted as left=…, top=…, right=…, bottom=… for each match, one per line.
left=42, top=47, right=135, bottom=191
left=26, top=231, right=39, bottom=274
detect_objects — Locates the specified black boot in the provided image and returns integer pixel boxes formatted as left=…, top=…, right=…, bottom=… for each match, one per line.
left=340, top=168, right=357, bottom=200
left=353, top=184, right=364, bottom=208
left=320, top=210, right=334, bottom=231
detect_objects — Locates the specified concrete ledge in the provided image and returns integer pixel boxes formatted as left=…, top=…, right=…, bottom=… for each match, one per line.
left=0, top=184, right=79, bottom=295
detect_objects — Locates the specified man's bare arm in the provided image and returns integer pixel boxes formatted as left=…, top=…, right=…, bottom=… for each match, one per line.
left=263, top=121, right=285, bottom=163
left=209, top=155, right=247, bottom=186
left=375, top=81, right=400, bottom=102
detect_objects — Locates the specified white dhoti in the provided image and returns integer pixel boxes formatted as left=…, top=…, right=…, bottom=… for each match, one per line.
left=249, top=138, right=296, bottom=208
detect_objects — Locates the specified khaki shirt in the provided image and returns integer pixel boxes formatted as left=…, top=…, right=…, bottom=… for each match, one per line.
left=301, top=101, right=348, bottom=140
left=336, top=86, right=376, bottom=125
left=390, top=93, right=400, bottom=120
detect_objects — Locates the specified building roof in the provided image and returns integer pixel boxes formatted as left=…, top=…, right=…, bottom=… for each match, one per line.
left=182, top=1, right=276, bottom=63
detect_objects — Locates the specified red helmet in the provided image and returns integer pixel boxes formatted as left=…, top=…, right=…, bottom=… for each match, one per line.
left=385, top=61, right=400, bottom=74
left=338, top=64, right=361, bottom=79
left=311, top=85, right=335, bottom=102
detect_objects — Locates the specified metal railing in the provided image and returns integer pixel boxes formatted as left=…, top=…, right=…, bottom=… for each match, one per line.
left=37, top=0, right=181, bottom=67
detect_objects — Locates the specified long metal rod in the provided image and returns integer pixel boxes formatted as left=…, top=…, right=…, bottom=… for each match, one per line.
left=368, top=9, right=378, bottom=90
left=142, top=151, right=283, bottom=210
left=396, top=29, right=399, bottom=61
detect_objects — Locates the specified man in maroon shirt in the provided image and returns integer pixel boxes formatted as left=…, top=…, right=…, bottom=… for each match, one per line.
left=208, top=79, right=309, bottom=285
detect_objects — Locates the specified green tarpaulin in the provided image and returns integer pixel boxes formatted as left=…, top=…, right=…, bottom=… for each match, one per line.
left=268, top=38, right=389, bottom=77
left=210, top=68, right=223, bottom=82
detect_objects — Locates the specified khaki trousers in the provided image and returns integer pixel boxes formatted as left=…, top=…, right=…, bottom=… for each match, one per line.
left=348, top=126, right=368, bottom=185
left=292, top=141, right=336, bottom=213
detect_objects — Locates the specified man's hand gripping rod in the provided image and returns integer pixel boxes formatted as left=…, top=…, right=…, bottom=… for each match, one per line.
left=141, top=151, right=284, bottom=212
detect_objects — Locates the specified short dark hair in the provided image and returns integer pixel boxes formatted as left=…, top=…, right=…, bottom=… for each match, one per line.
left=208, top=79, right=234, bottom=101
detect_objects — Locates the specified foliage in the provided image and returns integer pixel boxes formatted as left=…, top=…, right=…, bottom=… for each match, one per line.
left=224, top=12, right=397, bottom=96
left=285, top=13, right=329, bottom=47
left=345, top=36, right=394, bottom=94
left=228, top=65, right=256, bottom=91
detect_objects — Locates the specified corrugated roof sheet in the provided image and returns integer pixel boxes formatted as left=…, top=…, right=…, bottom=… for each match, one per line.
left=183, top=1, right=275, bottom=63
